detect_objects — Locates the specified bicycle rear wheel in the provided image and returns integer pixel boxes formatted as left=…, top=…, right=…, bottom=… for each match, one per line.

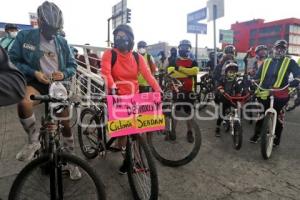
left=127, top=135, right=158, bottom=200
left=9, top=153, right=106, bottom=200
left=232, top=121, right=243, bottom=150
left=261, top=114, right=275, bottom=160
left=78, top=108, right=101, bottom=159
left=147, top=114, right=201, bottom=167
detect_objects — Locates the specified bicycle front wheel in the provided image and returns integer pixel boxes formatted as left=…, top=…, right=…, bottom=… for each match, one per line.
left=232, top=121, right=243, bottom=150
left=9, top=153, right=106, bottom=200
left=78, top=108, right=101, bottom=159
left=261, top=114, right=275, bottom=160
left=127, top=135, right=158, bottom=200
left=147, top=114, right=201, bottom=167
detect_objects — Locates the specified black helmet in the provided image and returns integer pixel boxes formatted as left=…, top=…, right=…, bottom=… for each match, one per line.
left=274, top=40, right=288, bottom=49
left=255, top=45, right=267, bottom=53
left=137, top=41, right=147, bottom=48
left=5, top=23, right=18, bottom=31
left=170, top=47, right=177, bottom=53
left=113, top=24, right=134, bottom=41
left=224, top=45, right=236, bottom=55
left=178, top=40, right=192, bottom=48
left=37, top=1, right=63, bottom=30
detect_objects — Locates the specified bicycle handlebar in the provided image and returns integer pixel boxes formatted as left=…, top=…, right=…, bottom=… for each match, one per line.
left=251, top=80, right=290, bottom=91
left=30, top=95, right=80, bottom=106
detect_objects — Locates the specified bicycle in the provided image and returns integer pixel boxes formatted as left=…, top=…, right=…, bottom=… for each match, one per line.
left=252, top=81, right=290, bottom=159
left=77, top=93, right=158, bottom=200
left=221, top=81, right=252, bottom=150
left=9, top=82, right=106, bottom=200
left=197, top=68, right=215, bottom=111
left=146, top=71, right=202, bottom=167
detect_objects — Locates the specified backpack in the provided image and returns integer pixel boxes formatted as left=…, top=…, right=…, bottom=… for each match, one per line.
left=110, top=49, right=153, bottom=70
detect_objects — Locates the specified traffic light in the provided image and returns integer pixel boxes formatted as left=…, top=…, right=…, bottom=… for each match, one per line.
left=126, top=8, right=131, bottom=23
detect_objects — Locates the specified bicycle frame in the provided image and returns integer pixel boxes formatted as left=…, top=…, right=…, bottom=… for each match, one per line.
left=265, top=95, right=277, bottom=136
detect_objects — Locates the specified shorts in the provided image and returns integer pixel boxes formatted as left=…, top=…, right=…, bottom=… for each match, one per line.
left=174, top=92, right=196, bottom=114
left=27, top=79, right=49, bottom=95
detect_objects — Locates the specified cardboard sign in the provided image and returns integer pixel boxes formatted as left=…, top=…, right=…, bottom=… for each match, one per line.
left=107, top=92, right=165, bottom=137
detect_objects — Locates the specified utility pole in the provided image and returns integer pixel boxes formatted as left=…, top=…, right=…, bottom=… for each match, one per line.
left=213, top=4, right=217, bottom=67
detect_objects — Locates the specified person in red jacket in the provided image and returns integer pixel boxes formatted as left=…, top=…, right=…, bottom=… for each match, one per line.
left=101, top=24, right=161, bottom=174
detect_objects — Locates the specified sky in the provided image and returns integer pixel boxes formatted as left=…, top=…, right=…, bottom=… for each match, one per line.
left=0, top=0, right=299, bottom=49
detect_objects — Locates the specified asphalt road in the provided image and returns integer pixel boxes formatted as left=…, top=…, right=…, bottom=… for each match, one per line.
left=0, top=104, right=299, bottom=200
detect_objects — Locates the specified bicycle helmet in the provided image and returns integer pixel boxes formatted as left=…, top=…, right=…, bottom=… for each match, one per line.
left=113, top=24, right=134, bottom=50
left=274, top=40, right=288, bottom=59
left=137, top=41, right=147, bottom=48
left=255, top=45, right=267, bottom=53
left=224, top=61, right=238, bottom=74
left=178, top=40, right=192, bottom=49
left=5, top=23, right=18, bottom=32
left=37, top=1, right=63, bottom=30
left=224, top=45, right=236, bottom=55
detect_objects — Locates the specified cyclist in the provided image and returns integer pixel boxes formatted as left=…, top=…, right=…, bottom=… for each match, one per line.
left=245, top=45, right=268, bottom=77
left=249, top=40, right=300, bottom=145
left=215, top=61, right=240, bottom=137
left=0, top=47, right=25, bottom=106
left=167, top=47, right=177, bottom=67
left=101, top=24, right=161, bottom=174
left=137, top=40, right=157, bottom=92
left=9, top=1, right=80, bottom=180
left=213, top=44, right=237, bottom=85
left=167, top=39, right=199, bottom=143
left=0, top=23, right=19, bottom=52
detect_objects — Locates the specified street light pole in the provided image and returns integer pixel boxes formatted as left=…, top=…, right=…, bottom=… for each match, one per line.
left=107, top=17, right=112, bottom=47
left=195, top=33, right=198, bottom=61
left=213, top=4, right=217, bottom=67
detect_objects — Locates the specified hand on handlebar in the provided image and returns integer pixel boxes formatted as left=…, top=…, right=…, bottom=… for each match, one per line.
left=52, top=71, right=64, bottom=81
left=34, top=71, right=50, bottom=84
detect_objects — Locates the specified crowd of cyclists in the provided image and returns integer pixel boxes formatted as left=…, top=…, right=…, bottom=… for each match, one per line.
left=1, top=0, right=300, bottom=199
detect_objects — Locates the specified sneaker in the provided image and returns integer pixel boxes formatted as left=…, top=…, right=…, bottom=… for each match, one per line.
left=187, top=131, right=194, bottom=143
left=249, top=135, right=260, bottom=144
left=215, top=127, right=221, bottom=137
left=64, top=164, right=82, bottom=180
left=118, top=159, right=129, bottom=175
left=16, top=142, right=41, bottom=161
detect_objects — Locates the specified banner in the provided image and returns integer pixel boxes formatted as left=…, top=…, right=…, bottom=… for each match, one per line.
left=107, top=92, right=165, bottom=138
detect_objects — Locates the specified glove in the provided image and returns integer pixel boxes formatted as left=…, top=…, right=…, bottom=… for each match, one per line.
left=111, top=88, right=118, bottom=95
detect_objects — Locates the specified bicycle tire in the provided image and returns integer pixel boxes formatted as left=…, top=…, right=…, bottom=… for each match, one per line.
left=232, top=121, right=243, bottom=150
left=127, top=135, right=158, bottom=200
left=78, top=108, right=100, bottom=159
left=198, top=90, right=209, bottom=111
left=147, top=116, right=201, bottom=167
left=9, top=153, right=106, bottom=200
left=261, top=114, right=274, bottom=160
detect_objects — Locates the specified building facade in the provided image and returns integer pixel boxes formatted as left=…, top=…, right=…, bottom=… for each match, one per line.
left=231, top=18, right=300, bottom=55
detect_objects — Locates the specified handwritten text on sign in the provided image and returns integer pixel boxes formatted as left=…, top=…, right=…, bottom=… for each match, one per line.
left=107, top=92, right=165, bottom=137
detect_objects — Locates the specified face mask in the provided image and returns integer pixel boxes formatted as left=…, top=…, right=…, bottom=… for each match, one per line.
left=256, top=50, right=267, bottom=60
left=40, top=24, right=57, bottom=41
left=138, top=48, right=146, bottom=54
left=179, top=49, right=189, bottom=58
left=114, top=38, right=130, bottom=52
left=226, top=71, right=237, bottom=81
left=274, top=47, right=286, bottom=59
left=8, top=32, right=18, bottom=38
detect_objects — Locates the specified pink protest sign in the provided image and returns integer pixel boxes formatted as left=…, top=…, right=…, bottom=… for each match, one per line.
left=107, top=92, right=165, bottom=138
